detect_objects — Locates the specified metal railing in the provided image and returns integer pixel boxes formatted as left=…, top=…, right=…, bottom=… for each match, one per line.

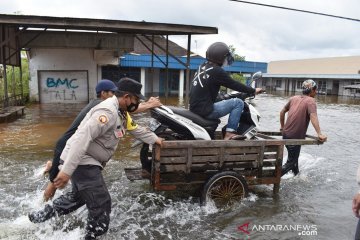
left=0, top=94, right=24, bottom=112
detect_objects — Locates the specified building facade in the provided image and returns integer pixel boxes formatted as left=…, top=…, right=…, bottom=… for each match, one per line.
left=102, top=54, right=267, bottom=97
left=260, top=56, right=360, bottom=97
left=1, top=14, right=218, bottom=104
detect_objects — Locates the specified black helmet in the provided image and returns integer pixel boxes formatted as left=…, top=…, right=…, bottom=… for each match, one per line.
left=206, top=42, right=234, bottom=66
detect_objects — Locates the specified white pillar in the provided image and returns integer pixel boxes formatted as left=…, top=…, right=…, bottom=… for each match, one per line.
left=141, top=68, right=146, bottom=95
left=179, top=69, right=185, bottom=97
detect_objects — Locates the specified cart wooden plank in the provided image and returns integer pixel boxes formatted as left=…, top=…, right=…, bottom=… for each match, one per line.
left=125, top=131, right=323, bottom=196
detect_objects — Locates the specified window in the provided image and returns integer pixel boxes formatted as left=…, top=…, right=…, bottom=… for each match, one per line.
left=102, top=66, right=140, bottom=82
left=318, top=80, right=326, bottom=93
left=159, top=69, right=180, bottom=95
left=296, top=81, right=302, bottom=89
left=275, top=80, right=281, bottom=88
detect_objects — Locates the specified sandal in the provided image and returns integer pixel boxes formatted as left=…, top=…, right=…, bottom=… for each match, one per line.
left=229, top=135, right=246, bottom=140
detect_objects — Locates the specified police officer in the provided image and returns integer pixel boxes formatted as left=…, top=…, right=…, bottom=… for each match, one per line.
left=29, top=78, right=163, bottom=240
left=42, top=80, right=162, bottom=201
left=42, top=79, right=118, bottom=201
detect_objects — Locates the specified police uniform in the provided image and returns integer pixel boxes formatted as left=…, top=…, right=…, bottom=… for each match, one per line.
left=30, top=95, right=157, bottom=240
left=60, top=95, right=157, bottom=175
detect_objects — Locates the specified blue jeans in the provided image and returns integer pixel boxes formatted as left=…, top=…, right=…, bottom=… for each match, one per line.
left=205, top=98, right=244, bottom=132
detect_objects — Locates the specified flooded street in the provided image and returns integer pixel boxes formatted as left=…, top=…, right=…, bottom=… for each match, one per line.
left=0, top=93, right=360, bottom=240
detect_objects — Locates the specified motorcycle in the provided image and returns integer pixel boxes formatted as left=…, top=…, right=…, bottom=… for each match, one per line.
left=138, top=71, right=264, bottom=172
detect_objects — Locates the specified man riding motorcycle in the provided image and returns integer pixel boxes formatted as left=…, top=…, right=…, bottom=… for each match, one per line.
left=189, top=42, right=263, bottom=140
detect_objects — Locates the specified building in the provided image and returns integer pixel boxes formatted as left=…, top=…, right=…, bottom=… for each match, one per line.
left=102, top=35, right=267, bottom=97
left=1, top=14, right=267, bottom=109
left=260, top=56, right=360, bottom=97
left=0, top=14, right=217, bottom=106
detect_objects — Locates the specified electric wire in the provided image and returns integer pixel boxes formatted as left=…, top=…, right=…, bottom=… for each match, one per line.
left=229, top=0, right=360, bottom=22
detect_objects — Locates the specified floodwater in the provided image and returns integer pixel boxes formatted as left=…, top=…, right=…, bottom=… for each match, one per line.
left=0, top=93, right=360, bottom=240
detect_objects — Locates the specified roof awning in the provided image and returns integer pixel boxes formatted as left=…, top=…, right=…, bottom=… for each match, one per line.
left=0, top=14, right=218, bottom=35
left=263, top=74, right=360, bottom=79
left=344, top=84, right=360, bottom=90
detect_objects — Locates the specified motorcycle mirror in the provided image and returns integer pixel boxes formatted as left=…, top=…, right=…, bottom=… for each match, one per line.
left=251, top=71, right=262, bottom=81
left=247, top=71, right=262, bottom=88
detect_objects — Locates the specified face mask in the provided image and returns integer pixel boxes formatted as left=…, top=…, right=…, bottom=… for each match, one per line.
left=126, top=97, right=140, bottom=112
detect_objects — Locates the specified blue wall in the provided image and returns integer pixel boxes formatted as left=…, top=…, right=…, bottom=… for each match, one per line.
left=119, top=54, right=267, bottom=73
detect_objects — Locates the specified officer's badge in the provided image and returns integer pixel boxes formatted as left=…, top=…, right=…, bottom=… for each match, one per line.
left=98, top=115, right=108, bottom=124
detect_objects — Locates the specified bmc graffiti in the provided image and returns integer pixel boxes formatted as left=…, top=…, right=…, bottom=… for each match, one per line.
left=46, top=78, right=79, bottom=89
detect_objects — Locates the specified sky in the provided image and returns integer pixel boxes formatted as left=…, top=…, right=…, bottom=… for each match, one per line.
left=1, top=0, right=360, bottom=62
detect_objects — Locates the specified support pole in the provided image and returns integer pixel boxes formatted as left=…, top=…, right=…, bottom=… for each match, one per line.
left=185, top=34, right=191, bottom=109
left=165, top=35, right=169, bottom=99
left=20, top=52, right=23, bottom=104
left=12, top=65, right=15, bottom=105
left=179, top=69, right=184, bottom=98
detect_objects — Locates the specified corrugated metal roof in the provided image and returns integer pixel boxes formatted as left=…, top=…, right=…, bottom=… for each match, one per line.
left=344, top=84, right=360, bottom=89
left=133, top=35, right=191, bottom=56
left=263, top=73, right=360, bottom=79
left=120, top=54, right=267, bottom=73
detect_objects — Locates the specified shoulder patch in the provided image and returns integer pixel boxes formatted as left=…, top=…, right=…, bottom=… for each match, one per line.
left=98, top=114, right=108, bottom=124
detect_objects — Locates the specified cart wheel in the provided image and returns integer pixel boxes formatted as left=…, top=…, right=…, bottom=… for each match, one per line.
left=201, top=171, right=248, bottom=208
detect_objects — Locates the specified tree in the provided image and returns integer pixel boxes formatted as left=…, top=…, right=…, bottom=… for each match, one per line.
left=228, top=45, right=245, bottom=61
left=228, top=45, right=246, bottom=84
left=0, top=51, right=30, bottom=103
left=231, top=73, right=246, bottom=84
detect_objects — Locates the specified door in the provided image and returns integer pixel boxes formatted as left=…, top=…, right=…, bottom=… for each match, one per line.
left=38, top=70, right=89, bottom=103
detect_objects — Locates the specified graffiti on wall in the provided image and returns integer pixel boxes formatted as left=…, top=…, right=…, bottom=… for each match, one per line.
left=46, top=78, right=79, bottom=89
left=45, top=78, right=79, bottom=100
left=39, top=71, right=88, bottom=103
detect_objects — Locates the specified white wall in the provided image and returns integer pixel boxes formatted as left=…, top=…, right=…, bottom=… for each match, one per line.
left=268, top=56, right=360, bottom=74
left=29, top=48, right=118, bottom=102
left=144, top=68, right=160, bottom=95
left=152, top=69, right=160, bottom=95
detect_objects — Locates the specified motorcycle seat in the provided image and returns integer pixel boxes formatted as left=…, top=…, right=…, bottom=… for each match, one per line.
left=167, top=106, right=220, bottom=128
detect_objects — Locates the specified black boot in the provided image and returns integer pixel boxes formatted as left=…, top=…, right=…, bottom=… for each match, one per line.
left=292, top=163, right=299, bottom=176
left=84, top=233, right=96, bottom=240
left=28, top=204, right=55, bottom=223
left=281, top=162, right=294, bottom=176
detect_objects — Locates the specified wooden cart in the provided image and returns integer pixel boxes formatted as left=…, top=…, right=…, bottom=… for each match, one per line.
left=125, top=131, right=322, bottom=207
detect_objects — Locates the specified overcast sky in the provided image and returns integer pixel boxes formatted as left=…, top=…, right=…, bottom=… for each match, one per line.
left=1, top=0, right=360, bottom=62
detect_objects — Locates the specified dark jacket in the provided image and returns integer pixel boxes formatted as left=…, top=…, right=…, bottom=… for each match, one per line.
left=189, top=62, right=255, bottom=117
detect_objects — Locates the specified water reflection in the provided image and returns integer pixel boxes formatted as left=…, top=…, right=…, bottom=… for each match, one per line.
left=269, top=91, right=360, bottom=105
left=0, top=93, right=359, bottom=239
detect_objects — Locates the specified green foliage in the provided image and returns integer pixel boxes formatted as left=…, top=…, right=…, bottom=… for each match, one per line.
left=0, top=54, right=30, bottom=103
left=228, top=45, right=245, bottom=61
left=231, top=73, right=246, bottom=84
left=219, top=73, right=246, bottom=92
left=219, top=45, right=246, bottom=92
